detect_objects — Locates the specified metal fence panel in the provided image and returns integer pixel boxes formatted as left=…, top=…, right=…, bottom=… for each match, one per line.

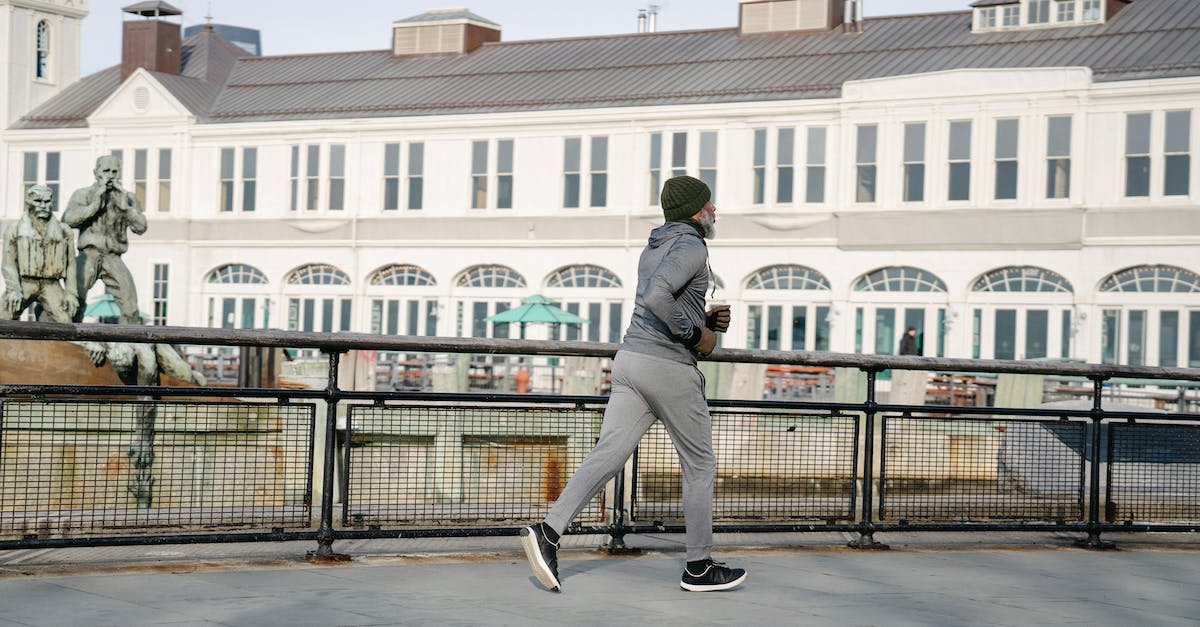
left=880, top=415, right=1086, bottom=523
left=0, top=400, right=314, bottom=540
left=633, top=411, right=857, bottom=523
left=344, top=404, right=604, bottom=528
left=1108, top=422, right=1200, bottom=523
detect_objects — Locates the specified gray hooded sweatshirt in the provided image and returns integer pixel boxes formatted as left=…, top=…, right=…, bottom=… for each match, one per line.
left=620, top=220, right=710, bottom=365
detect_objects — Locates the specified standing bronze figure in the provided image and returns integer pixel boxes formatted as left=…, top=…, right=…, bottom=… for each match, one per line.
left=2, top=185, right=79, bottom=322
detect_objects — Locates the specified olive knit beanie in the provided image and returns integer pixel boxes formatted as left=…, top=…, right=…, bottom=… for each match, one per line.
left=660, top=175, right=711, bottom=222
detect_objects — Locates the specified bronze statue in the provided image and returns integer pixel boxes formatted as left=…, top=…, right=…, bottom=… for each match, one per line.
left=63, top=155, right=148, bottom=324
left=2, top=184, right=79, bottom=322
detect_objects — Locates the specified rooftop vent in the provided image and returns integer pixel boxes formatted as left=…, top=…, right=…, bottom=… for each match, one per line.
left=739, top=0, right=846, bottom=35
left=393, top=7, right=500, bottom=56
left=121, top=1, right=183, bottom=80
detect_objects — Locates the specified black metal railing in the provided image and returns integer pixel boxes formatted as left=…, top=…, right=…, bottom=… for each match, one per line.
left=1, top=319, right=1199, bottom=557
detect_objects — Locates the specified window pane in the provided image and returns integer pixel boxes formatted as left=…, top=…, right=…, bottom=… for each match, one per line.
left=220, top=148, right=234, bottom=179
left=672, top=132, right=687, bottom=169
left=949, top=121, right=971, bottom=160
left=807, top=127, right=826, bottom=165
left=1126, top=113, right=1151, bottom=155
left=1190, top=312, right=1200, bottom=367
left=767, top=305, right=782, bottom=351
left=1165, top=111, right=1191, bottom=153
left=1047, top=116, right=1071, bottom=157
left=1026, top=309, right=1048, bottom=359
left=747, top=305, right=762, bottom=349
left=1047, top=159, right=1070, bottom=199
left=700, top=132, right=717, bottom=168
left=791, top=306, right=807, bottom=351
left=497, top=175, right=513, bottom=209
left=45, top=152, right=60, bottom=181
left=590, top=173, right=607, bottom=207
left=384, top=178, right=399, bottom=211
left=753, top=129, right=766, bottom=166
left=329, top=179, right=344, bottom=211
left=22, top=153, right=37, bottom=184
left=563, top=173, right=580, bottom=207
left=242, top=181, right=256, bottom=212
left=473, top=175, right=488, bottom=209
left=408, top=178, right=423, bottom=210
left=1101, top=309, right=1120, bottom=364
left=384, top=143, right=400, bottom=176
left=1160, top=311, right=1179, bottom=367
left=134, top=149, right=147, bottom=179
left=995, top=309, right=1016, bottom=360
left=874, top=308, right=895, bottom=355
left=777, top=128, right=793, bottom=165
left=497, top=140, right=513, bottom=173
left=996, top=161, right=1018, bottom=199
left=904, top=163, right=925, bottom=202
left=472, top=141, right=488, bottom=174
left=806, top=166, right=825, bottom=203
left=408, top=143, right=424, bottom=175
left=242, top=147, right=257, bottom=179
left=904, top=123, right=925, bottom=162
left=306, top=145, right=319, bottom=175
left=1128, top=310, right=1147, bottom=366
left=949, top=162, right=970, bottom=201
left=856, top=165, right=876, bottom=202
left=815, top=306, right=830, bottom=351
left=996, top=119, right=1019, bottom=158
left=777, top=166, right=793, bottom=204
left=1062, top=310, right=1071, bottom=359
left=329, top=144, right=345, bottom=177
left=1165, top=155, right=1190, bottom=196
left=609, top=302, right=623, bottom=343
left=1126, top=156, right=1151, bottom=197
left=564, top=137, right=581, bottom=172
left=856, top=125, right=877, bottom=163
left=590, top=136, right=608, bottom=171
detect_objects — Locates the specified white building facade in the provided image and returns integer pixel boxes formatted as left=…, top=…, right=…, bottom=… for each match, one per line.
left=3, top=0, right=1199, bottom=367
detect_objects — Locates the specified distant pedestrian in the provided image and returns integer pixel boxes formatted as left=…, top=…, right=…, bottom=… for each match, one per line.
left=899, top=326, right=921, bottom=356
left=520, top=175, right=745, bottom=593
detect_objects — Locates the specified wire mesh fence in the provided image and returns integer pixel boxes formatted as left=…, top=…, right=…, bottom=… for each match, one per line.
left=344, top=404, right=605, bottom=528
left=1108, top=422, right=1200, bottom=523
left=633, top=411, right=857, bottom=524
left=0, top=399, right=314, bottom=540
left=879, top=415, right=1086, bottom=524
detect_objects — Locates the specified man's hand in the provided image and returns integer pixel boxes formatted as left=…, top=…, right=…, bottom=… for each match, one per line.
left=63, top=296, right=78, bottom=319
left=695, top=327, right=718, bottom=357
left=706, top=305, right=731, bottom=333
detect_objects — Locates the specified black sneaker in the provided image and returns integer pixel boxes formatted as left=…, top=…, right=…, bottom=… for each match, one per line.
left=520, top=523, right=560, bottom=591
left=680, top=559, right=747, bottom=592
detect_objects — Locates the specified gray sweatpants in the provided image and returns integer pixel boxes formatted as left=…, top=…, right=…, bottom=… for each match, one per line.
left=543, top=350, right=715, bottom=561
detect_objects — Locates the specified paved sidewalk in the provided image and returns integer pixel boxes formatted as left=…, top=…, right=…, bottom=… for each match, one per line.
left=1, top=534, right=1198, bottom=626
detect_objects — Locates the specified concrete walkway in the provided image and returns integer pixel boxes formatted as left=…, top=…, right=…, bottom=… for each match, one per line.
left=1, top=533, right=1198, bottom=626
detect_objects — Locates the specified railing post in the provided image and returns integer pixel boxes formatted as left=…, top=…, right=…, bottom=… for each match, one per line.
left=309, top=350, right=351, bottom=562
left=1077, top=375, right=1116, bottom=549
left=850, top=368, right=888, bottom=550
left=606, top=462, right=633, bottom=553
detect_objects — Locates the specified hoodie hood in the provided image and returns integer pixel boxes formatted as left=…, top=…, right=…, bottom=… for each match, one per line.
left=648, top=220, right=704, bottom=248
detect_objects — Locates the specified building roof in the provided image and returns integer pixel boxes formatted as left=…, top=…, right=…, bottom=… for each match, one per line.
left=13, top=0, right=1200, bottom=128
left=395, top=8, right=501, bottom=28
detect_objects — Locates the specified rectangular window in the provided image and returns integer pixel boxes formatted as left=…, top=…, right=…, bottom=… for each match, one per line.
left=328, top=144, right=345, bottom=211
left=1101, top=309, right=1120, bottom=365
left=152, top=263, right=169, bottom=326
left=219, top=147, right=235, bottom=212
left=1002, top=5, right=1020, bottom=26
left=980, top=7, right=996, bottom=28
left=241, top=147, right=256, bottom=212
left=1164, top=110, right=1191, bottom=196
left=806, top=127, right=826, bottom=204
left=1159, top=311, right=1179, bottom=367
left=134, top=149, right=148, bottom=208
left=1127, top=310, right=1147, bottom=366
left=497, top=139, right=514, bottom=209
left=937, top=308, right=946, bottom=357
left=855, top=307, right=864, bottom=354
left=44, top=152, right=61, bottom=212
left=874, top=308, right=895, bottom=355
left=157, top=149, right=171, bottom=212
left=752, top=128, right=767, bottom=204
left=471, top=140, right=488, bottom=209
left=856, top=125, right=877, bottom=203
left=1046, top=115, right=1072, bottom=199
left=289, top=146, right=299, bottom=212
left=776, top=128, right=794, bottom=204
left=747, top=305, right=762, bottom=350
left=563, top=137, right=581, bottom=208
left=671, top=132, right=687, bottom=178
left=608, top=302, right=623, bottom=343
left=566, top=303, right=581, bottom=341
left=242, top=298, right=256, bottom=329
left=767, top=305, right=782, bottom=351
left=590, top=136, right=608, bottom=207
left=305, top=145, right=320, bottom=211
left=1062, top=310, right=1072, bottom=358
left=699, top=131, right=717, bottom=196
left=1125, top=112, right=1152, bottom=197
left=649, top=132, right=662, bottom=205
left=1190, top=312, right=1200, bottom=367
left=1082, top=0, right=1102, bottom=21
left=1026, top=309, right=1049, bottom=359
left=408, top=142, right=424, bottom=210
left=995, top=119, right=1019, bottom=200
left=903, top=122, right=926, bottom=202
left=24, top=152, right=39, bottom=193
left=1028, top=0, right=1051, bottom=24
left=384, top=143, right=401, bottom=211
left=972, top=309, right=982, bottom=359
left=340, top=299, right=352, bottom=333
left=948, top=120, right=971, bottom=201
left=995, top=309, right=1017, bottom=360
left=1056, top=0, right=1075, bottom=22
left=791, top=306, right=807, bottom=351
left=815, top=306, right=830, bottom=351
left=587, top=303, right=602, bottom=342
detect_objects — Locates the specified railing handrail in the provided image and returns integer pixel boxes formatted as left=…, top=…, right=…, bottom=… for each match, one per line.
left=3, top=319, right=1199, bottom=382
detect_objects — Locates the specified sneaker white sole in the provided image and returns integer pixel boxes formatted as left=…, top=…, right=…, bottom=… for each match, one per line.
left=680, top=572, right=747, bottom=592
left=520, top=526, right=561, bottom=591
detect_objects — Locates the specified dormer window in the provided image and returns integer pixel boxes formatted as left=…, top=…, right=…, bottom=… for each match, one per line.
left=35, top=20, right=49, bottom=79
left=973, top=0, right=1113, bottom=32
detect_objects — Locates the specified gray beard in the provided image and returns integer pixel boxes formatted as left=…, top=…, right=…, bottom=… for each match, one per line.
left=699, top=211, right=716, bottom=239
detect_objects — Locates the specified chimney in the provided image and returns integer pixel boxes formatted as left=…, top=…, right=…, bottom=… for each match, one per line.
left=393, top=7, right=500, bottom=57
left=638, top=9, right=648, bottom=33
left=121, top=1, right=183, bottom=81
left=739, top=0, right=845, bottom=35
left=843, top=0, right=863, bottom=33
left=647, top=5, right=659, bottom=32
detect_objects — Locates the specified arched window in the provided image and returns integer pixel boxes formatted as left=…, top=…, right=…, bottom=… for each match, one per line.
left=1100, top=265, right=1200, bottom=293
left=286, top=263, right=350, bottom=286
left=35, top=21, right=49, bottom=80
left=368, top=264, right=436, bottom=287
left=854, top=266, right=946, bottom=292
left=457, top=264, right=526, bottom=288
left=546, top=264, right=622, bottom=289
left=206, top=263, right=268, bottom=284
left=746, top=265, right=831, bottom=290
left=972, top=266, right=1073, bottom=293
